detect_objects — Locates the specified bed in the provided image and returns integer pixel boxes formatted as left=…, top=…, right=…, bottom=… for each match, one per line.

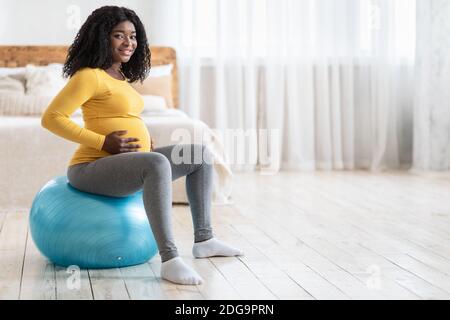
left=0, top=46, right=232, bottom=209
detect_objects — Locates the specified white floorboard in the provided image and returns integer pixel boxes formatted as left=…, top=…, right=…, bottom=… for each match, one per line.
left=0, top=170, right=448, bottom=300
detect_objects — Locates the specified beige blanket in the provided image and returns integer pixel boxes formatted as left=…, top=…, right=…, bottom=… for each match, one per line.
left=0, top=110, right=233, bottom=210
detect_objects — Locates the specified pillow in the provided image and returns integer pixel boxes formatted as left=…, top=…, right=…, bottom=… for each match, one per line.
left=0, top=67, right=26, bottom=77
left=0, top=67, right=26, bottom=85
left=0, top=92, right=83, bottom=116
left=140, top=108, right=189, bottom=118
left=149, top=64, right=173, bottom=77
left=131, top=64, right=174, bottom=108
left=25, top=63, right=67, bottom=97
left=141, top=94, right=167, bottom=113
left=0, top=93, right=52, bottom=116
left=0, top=75, right=25, bottom=94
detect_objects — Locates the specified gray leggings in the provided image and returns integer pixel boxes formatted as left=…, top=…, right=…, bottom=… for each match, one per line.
left=67, top=144, right=214, bottom=262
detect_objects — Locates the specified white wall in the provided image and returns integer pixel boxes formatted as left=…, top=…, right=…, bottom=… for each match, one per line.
left=0, top=0, right=176, bottom=47
left=142, top=0, right=180, bottom=49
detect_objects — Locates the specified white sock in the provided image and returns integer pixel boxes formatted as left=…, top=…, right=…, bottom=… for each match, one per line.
left=161, top=257, right=203, bottom=285
left=192, top=238, right=244, bottom=258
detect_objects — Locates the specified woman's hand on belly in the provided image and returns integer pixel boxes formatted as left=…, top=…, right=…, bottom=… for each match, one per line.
left=101, top=130, right=141, bottom=154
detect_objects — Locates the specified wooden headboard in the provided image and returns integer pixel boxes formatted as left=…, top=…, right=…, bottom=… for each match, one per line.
left=0, top=45, right=179, bottom=108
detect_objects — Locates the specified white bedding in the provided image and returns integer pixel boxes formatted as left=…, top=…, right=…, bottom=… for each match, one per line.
left=0, top=109, right=233, bottom=209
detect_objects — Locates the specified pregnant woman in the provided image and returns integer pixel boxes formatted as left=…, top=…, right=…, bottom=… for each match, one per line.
left=41, top=5, right=242, bottom=285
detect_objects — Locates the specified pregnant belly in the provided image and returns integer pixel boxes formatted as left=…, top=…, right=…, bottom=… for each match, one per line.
left=94, top=117, right=151, bottom=152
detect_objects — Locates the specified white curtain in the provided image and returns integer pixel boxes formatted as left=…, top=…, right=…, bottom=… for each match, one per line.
left=171, top=0, right=416, bottom=172
left=413, top=0, right=450, bottom=171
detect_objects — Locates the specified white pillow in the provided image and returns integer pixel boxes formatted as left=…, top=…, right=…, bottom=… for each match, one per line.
left=149, top=64, right=173, bottom=77
left=0, top=67, right=26, bottom=77
left=133, top=64, right=174, bottom=108
left=0, top=67, right=26, bottom=85
left=0, top=93, right=53, bottom=116
left=0, top=75, right=25, bottom=94
left=141, top=94, right=167, bottom=113
left=25, top=63, right=67, bottom=96
left=141, top=108, right=189, bottom=118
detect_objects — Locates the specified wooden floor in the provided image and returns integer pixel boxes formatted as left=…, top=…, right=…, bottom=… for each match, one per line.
left=1, top=170, right=449, bottom=300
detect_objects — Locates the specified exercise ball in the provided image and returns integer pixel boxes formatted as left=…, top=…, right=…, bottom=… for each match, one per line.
left=29, top=176, right=158, bottom=269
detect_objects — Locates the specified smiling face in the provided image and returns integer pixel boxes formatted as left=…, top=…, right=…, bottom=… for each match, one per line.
left=110, top=20, right=137, bottom=63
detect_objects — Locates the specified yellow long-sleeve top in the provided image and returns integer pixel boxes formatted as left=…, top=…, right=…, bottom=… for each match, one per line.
left=41, top=67, right=151, bottom=167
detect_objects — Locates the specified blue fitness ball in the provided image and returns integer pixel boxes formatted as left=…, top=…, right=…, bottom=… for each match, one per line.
left=29, top=176, right=158, bottom=269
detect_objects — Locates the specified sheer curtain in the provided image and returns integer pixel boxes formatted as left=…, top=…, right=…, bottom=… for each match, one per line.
left=413, top=0, right=450, bottom=171
left=172, top=0, right=416, bottom=172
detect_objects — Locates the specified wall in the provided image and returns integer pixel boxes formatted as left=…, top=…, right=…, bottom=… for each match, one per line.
left=0, top=0, right=176, bottom=47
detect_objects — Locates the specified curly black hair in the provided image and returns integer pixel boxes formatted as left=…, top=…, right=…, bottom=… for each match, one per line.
left=63, top=6, right=151, bottom=83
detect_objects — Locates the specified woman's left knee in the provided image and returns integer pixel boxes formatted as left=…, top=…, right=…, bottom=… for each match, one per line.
left=191, top=144, right=213, bottom=165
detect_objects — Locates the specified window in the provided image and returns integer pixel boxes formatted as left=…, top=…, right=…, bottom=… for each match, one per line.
left=179, top=0, right=416, bottom=61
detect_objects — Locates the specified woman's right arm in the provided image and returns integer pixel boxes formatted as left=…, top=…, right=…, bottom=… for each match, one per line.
left=41, top=68, right=105, bottom=151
